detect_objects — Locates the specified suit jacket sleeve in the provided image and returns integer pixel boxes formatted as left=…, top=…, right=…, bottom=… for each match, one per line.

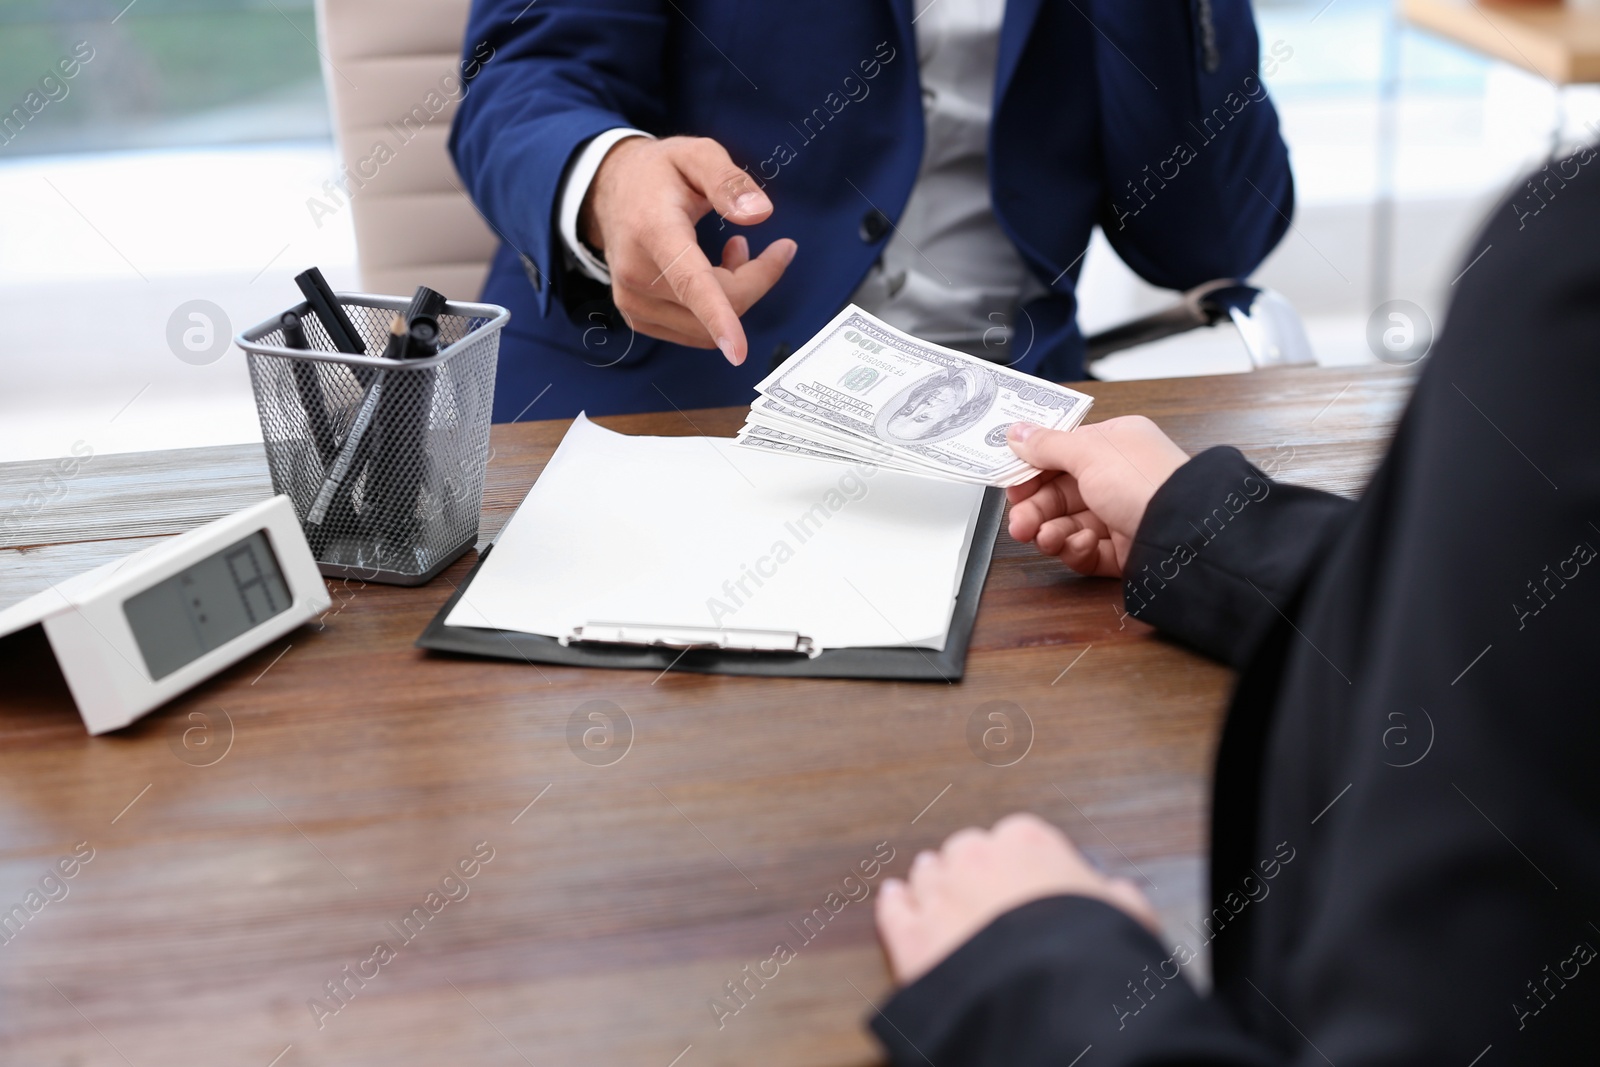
left=871, top=895, right=1280, bottom=1067
left=448, top=0, right=670, bottom=317
left=1121, top=446, right=1354, bottom=668
left=1090, top=0, right=1294, bottom=288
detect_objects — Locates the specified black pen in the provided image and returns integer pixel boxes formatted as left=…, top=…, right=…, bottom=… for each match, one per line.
left=281, top=311, right=338, bottom=467
left=404, top=285, right=447, bottom=327
left=406, top=317, right=440, bottom=358
left=306, top=315, right=405, bottom=526
left=378, top=316, right=443, bottom=554
left=294, top=267, right=365, bottom=355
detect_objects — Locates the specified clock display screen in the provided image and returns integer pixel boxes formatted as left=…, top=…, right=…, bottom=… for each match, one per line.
left=122, top=530, right=293, bottom=680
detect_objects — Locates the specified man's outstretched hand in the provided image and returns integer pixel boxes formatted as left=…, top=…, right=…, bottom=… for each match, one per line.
left=1005, top=416, right=1190, bottom=578
left=580, top=136, right=798, bottom=365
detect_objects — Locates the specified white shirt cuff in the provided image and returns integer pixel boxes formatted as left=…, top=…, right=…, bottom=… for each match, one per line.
left=558, top=127, right=655, bottom=283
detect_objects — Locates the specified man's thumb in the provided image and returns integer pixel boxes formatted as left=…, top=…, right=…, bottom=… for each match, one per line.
left=678, top=137, right=771, bottom=223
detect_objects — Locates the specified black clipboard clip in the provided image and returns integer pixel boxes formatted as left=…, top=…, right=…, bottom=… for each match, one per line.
left=563, top=622, right=818, bottom=658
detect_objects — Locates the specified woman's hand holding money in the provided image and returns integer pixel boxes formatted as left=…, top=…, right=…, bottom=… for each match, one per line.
left=1005, top=416, right=1190, bottom=578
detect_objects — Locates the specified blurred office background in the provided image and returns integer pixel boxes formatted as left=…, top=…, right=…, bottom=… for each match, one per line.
left=1, top=0, right=1595, bottom=462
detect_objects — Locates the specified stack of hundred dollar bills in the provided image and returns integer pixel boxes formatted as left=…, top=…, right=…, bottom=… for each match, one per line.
left=736, top=305, right=1095, bottom=487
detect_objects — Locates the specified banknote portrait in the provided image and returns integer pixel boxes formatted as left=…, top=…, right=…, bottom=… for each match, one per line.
left=875, top=366, right=998, bottom=444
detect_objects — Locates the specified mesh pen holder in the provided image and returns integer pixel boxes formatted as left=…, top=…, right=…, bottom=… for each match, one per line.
left=237, top=293, right=508, bottom=586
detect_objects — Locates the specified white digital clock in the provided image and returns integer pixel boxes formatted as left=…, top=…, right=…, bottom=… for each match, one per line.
left=0, top=496, right=330, bottom=734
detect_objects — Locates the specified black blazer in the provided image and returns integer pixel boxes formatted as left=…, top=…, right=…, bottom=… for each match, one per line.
left=872, top=150, right=1600, bottom=1064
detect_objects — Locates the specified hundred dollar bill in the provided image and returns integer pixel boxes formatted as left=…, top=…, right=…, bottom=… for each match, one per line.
left=744, top=400, right=903, bottom=463
left=736, top=433, right=877, bottom=468
left=737, top=423, right=871, bottom=464
left=744, top=305, right=1092, bottom=485
left=748, top=389, right=1040, bottom=485
left=738, top=420, right=1017, bottom=485
left=742, top=407, right=1019, bottom=486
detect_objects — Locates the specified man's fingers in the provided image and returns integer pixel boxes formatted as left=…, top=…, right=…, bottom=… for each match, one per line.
left=720, top=234, right=750, bottom=271
left=676, top=137, right=772, bottom=224
left=615, top=290, right=716, bottom=348
left=719, top=238, right=797, bottom=315
left=676, top=263, right=747, bottom=364
left=624, top=314, right=714, bottom=350
left=645, top=228, right=747, bottom=364
left=628, top=236, right=795, bottom=359
left=623, top=291, right=719, bottom=347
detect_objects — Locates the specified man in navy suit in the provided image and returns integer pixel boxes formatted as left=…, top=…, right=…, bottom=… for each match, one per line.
left=450, top=0, right=1295, bottom=421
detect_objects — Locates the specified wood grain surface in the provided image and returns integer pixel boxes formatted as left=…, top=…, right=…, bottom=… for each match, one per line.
left=1402, top=0, right=1600, bottom=84
left=0, top=365, right=1412, bottom=1067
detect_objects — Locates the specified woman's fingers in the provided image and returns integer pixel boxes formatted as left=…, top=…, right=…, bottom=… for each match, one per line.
left=1035, top=517, right=1120, bottom=577
left=1007, top=474, right=1088, bottom=542
left=1033, top=511, right=1108, bottom=553
left=1005, top=471, right=1050, bottom=506
left=1007, top=421, right=1091, bottom=473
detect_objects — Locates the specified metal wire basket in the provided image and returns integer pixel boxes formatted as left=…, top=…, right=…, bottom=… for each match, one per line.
left=237, top=293, right=508, bottom=585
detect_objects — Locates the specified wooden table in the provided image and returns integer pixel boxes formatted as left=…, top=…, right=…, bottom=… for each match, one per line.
left=1402, top=0, right=1600, bottom=84
left=0, top=365, right=1410, bottom=1067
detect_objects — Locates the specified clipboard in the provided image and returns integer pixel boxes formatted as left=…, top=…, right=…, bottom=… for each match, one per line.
left=416, top=487, right=1004, bottom=681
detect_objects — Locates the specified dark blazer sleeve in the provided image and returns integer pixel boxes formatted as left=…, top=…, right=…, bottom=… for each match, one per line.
left=872, top=896, right=1279, bottom=1067
left=448, top=0, right=670, bottom=318
left=1120, top=447, right=1354, bottom=668
left=1090, top=0, right=1294, bottom=288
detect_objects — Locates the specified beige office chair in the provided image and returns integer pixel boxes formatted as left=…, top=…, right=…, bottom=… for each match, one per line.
left=313, top=1, right=1314, bottom=371
left=314, top=0, right=498, bottom=299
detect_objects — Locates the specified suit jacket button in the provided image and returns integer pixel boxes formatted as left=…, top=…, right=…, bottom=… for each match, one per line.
left=769, top=342, right=793, bottom=371
left=859, top=209, right=891, bottom=243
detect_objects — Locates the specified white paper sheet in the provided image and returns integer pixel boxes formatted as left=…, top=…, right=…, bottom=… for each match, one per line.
left=444, top=415, right=986, bottom=651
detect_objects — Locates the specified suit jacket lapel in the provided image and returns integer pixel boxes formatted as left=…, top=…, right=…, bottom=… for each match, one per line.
left=996, top=0, right=1045, bottom=106
left=886, top=0, right=916, bottom=64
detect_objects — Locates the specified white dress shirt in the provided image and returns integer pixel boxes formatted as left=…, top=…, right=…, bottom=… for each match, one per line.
left=558, top=0, right=1039, bottom=361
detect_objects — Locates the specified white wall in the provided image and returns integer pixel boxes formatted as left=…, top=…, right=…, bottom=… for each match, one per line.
left=0, top=144, right=357, bottom=462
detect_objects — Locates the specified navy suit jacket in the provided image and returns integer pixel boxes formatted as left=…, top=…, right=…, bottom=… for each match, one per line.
left=449, top=0, right=1295, bottom=421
